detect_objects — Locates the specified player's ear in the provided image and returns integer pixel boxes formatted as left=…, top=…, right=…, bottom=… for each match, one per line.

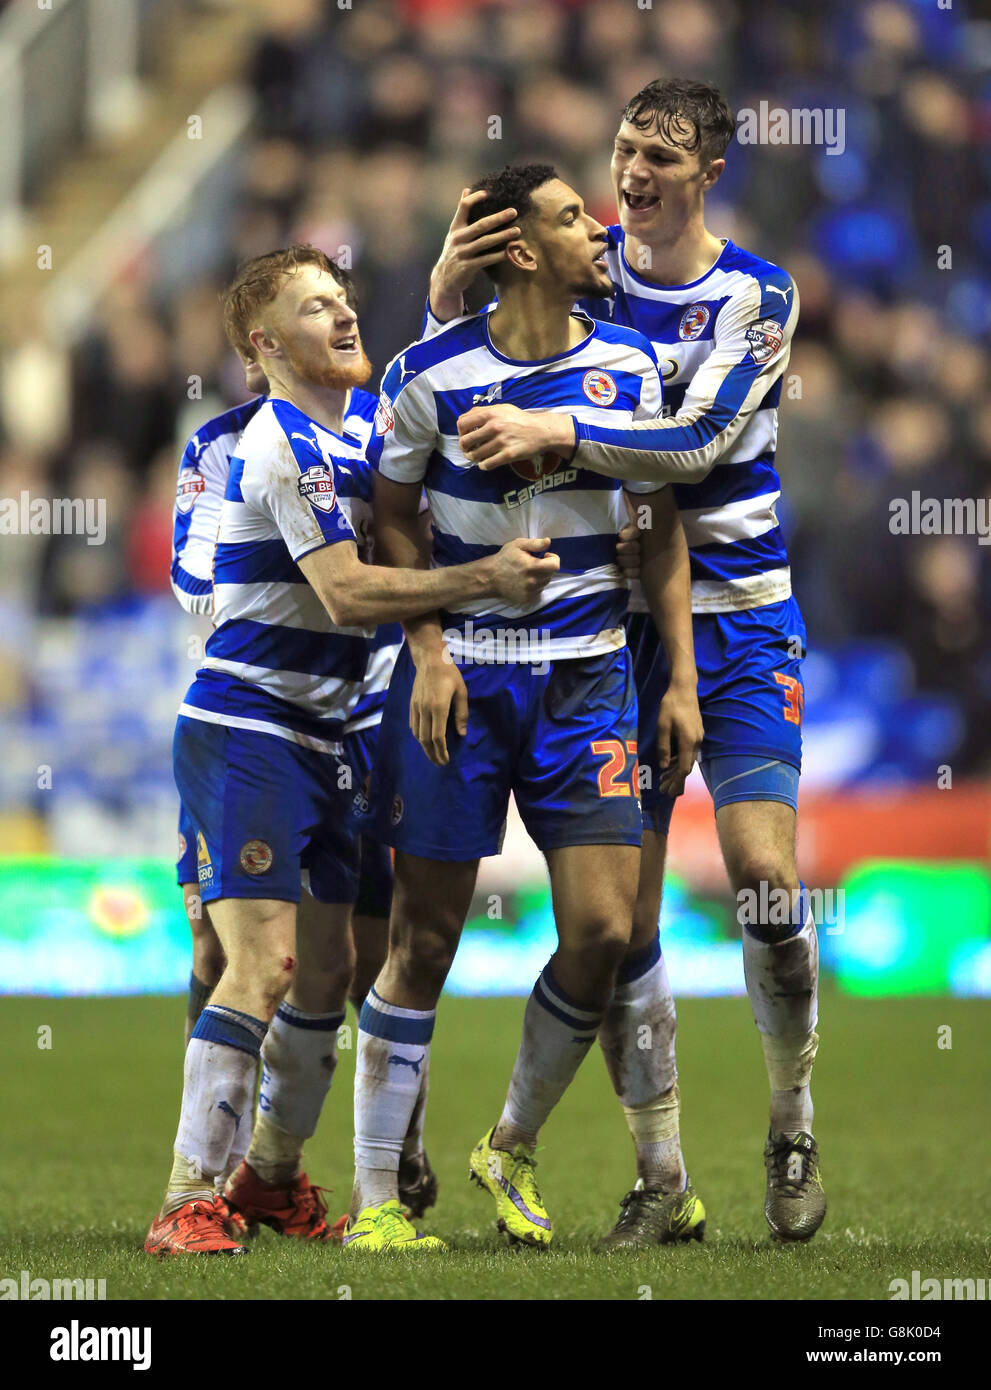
left=248, top=325, right=279, bottom=360
left=505, top=238, right=536, bottom=275
left=701, top=158, right=725, bottom=193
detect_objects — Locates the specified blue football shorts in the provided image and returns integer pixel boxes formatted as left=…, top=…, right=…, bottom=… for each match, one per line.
left=627, top=595, right=806, bottom=835
left=173, top=715, right=359, bottom=905
left=364, top=643, right=643, bottom=861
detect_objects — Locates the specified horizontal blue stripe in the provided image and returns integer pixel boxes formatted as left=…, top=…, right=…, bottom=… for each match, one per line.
left=533, top=975, right=601, bottom=1035
left=441, top=584, right=627, bottom=642
left=617, top=932, right=661, bottom=985
left=275, top=1005, right=345, bottom=1032
left=190, top=1006, right=263, bottom=1057
left=431, top=529, right=617, bottom=574
left=604, top=295, right=730, bottom=345
left=687, top=528, right=788, bottom=581
left=214, top=538, right=304, bottom=586
left=433, top=366, right=648, bottom=436
left=207, top=618, right=369, bottom=681
left=543, top=960, right=600, bottom=1015
left=359, top=994, right=435, bottom=1045
left=423, top=451, right=620, bottom=503
left=576, top=343, right=764, bottom=459
left=182, top=669, right=348, bottom=742
left=170, top=559, right=213, bottom=596
left=672, top=454, right=780, bottom=511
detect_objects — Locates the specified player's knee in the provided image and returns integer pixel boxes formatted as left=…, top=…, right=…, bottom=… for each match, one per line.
left=258, top=951, right=297, bottom=1011
left=390, top=923, right=458, bottom=992
left=731, top=854, right=796, bottom=900
left=225, top=945, right=297, bottom=1014
left=564, top=916, right=630, bottom=982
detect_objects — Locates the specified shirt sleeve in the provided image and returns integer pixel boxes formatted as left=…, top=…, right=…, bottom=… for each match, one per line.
left=170, top=433, right=231, bottom=616
left=571, top=271, right=799, bottom=485
left=241, top=427, right=357, bottom=563
left=420, top=297, right=462, bottom=339
left=375, top=377, right=438, bottom=486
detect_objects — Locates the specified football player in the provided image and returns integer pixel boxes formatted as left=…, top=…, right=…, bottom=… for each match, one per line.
left=344, top=165, right=702, bottom=1252
left=145, top=245, right=556, bottom=1255
left=434, top=81, right=825, bottom=1244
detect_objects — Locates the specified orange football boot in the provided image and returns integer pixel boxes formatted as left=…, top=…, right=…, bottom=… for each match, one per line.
left=224, top=1160, right=335, bottom=1241
left=144, top=1195, right=249, bottom=1257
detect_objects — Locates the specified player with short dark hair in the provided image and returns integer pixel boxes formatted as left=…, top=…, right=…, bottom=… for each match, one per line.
left=344, top=166, right=703, bottom=1253
left=430, top=78, right=826, bottom=1246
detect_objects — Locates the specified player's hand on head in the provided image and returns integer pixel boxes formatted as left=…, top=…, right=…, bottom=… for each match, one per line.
left=490, top=536, right=560, bottom=606
left=458, top=405, right=574, bottom=471
left=656, top=682, right=704, bottom=798
left=431, top=189, right=520, bottom=306
left=409, top=650, right=469, bottom=767
left=616, top=521, right=641, bottom=579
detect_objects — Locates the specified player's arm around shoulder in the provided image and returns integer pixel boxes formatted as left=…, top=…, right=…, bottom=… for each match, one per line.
left=560, top=263, right=800, bottom=486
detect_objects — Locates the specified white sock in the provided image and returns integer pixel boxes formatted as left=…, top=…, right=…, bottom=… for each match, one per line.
left=493, top=962, right=603, bottom=1152
left=599, top=934, right=686, bottom=1192
left=742, top=884, right=819, bottom=1137
left=354, top=988, right=434, bottom=1210
left=167, top=1005, right=266, bottom=1214
left=217, top=1059, right=258, bottom=1188
left=762, top=1031, right=818, bottom=1138
left=402, top=1075, right=429, bottom=1161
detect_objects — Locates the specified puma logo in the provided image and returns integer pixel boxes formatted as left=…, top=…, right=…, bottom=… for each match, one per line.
left=765, top=283, right=791, bottom=304
left=216, top=1099, right=242, bottom=1129
left=388, top=1052, right=424, bottom=1076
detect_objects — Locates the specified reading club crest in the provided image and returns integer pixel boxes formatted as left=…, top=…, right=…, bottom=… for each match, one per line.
left=298, top=463, right=337, bottom=512
left=582, top=369, right=617, bottom=406
left=239, top=840, right=273, bottom=875
left=678, top=304, right=710, bottom=340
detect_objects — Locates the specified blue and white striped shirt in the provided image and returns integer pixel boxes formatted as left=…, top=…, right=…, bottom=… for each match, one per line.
left=170, top=388, right=401, bottom=737
left=179, top=397, right=371, bottom=754
left=375, top=309, right=662, bottom=663
left=171, top=397, right=264, bottom=616
left=576, top=228, right=798, bottom=614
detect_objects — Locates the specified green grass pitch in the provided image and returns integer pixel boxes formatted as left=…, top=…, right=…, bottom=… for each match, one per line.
left=2, top=988, right=988, bottom=1301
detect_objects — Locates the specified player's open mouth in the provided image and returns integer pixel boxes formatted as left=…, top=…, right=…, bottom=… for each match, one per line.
left=623, top=190, right=659, bottom=212
left=333, top=336, right=358, bottom=352
left=592, top=250, right=608, bottom=268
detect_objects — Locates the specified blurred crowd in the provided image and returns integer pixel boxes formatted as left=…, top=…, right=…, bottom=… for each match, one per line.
left=1, top=0, right=990, bottom=770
